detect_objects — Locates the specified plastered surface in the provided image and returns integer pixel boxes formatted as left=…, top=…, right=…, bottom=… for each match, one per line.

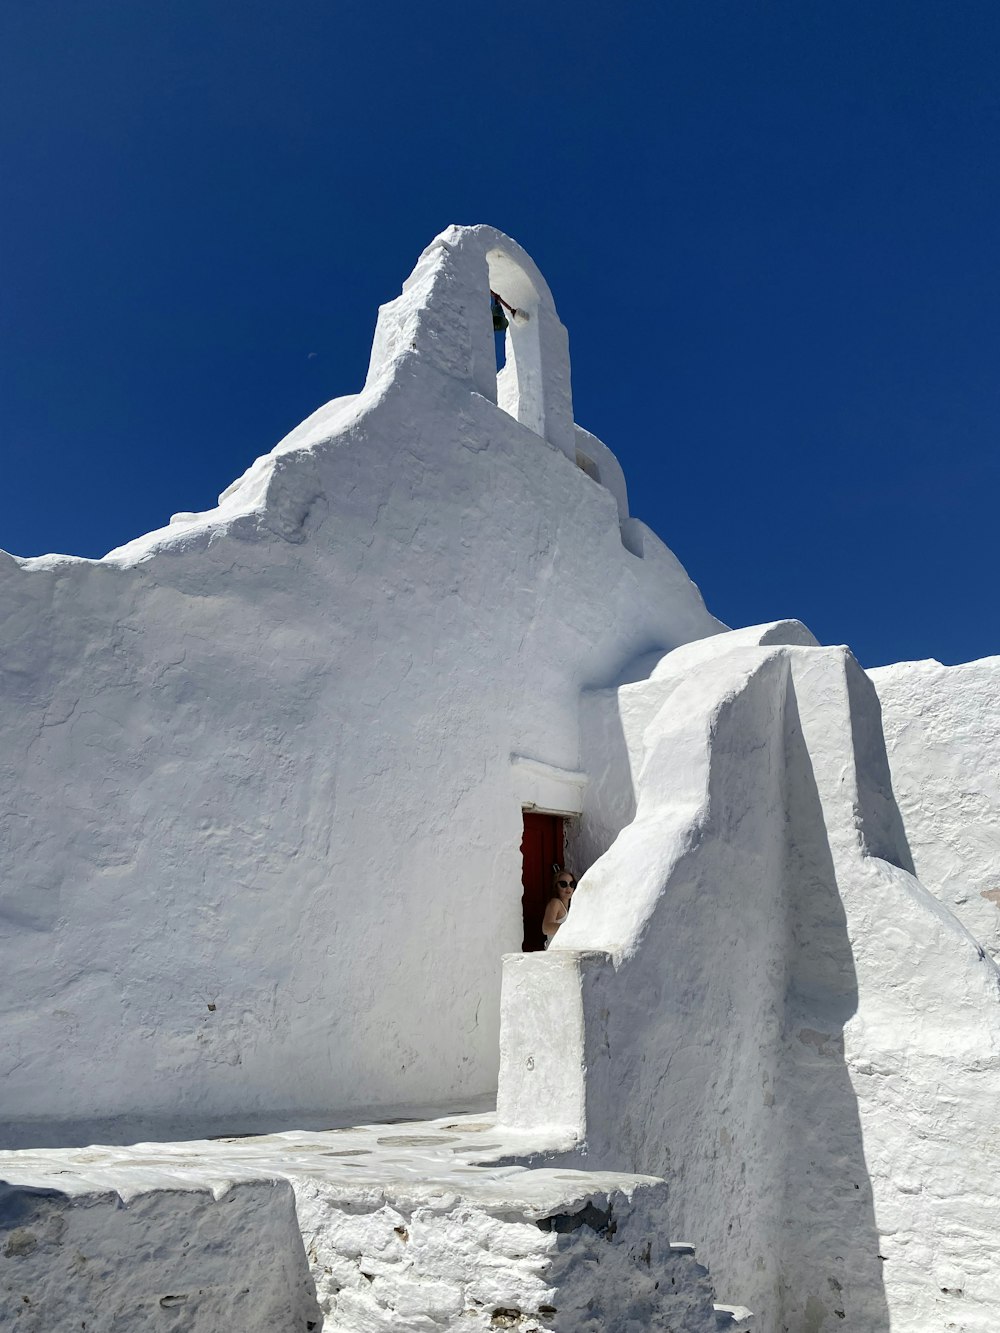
left=500, top=625, right=1000, bottom=1333
left=869, top=656, right=1000, bottom=959
left=0, top=225, right=721, bottom=1143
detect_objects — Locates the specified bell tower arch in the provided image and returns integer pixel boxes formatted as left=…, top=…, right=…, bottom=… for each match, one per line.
left=365, top=225, right=577, bottom=461
left=484, top=241, right=575, bottom=459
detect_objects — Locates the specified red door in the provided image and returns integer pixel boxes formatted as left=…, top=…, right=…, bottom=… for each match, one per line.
left=521, top=811, right=565, bottom=952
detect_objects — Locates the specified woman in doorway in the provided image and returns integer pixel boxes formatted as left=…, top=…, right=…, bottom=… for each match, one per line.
left=542, top=868, right=576, bottom=947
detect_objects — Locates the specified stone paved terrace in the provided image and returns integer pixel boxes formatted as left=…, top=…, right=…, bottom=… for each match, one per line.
left=0, top=1111, right=752, bottom=1332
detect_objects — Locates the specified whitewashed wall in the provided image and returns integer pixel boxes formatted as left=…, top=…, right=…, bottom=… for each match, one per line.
left=870, top=656, right=1000, bottom=960
left=0, top=225, right=722, bottom=1145
left=499, top=625, right=1000, bottom=1333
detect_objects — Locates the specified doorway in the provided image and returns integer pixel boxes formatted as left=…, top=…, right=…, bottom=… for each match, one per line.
left=520, top=810, right=565, bottom=952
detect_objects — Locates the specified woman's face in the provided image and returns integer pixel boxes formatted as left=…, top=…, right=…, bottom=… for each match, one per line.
left=556, top=874, right=576, bottom=902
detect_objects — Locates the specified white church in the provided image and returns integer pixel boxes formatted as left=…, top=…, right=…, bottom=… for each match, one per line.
left=1, top=225, right=998, bottom=1333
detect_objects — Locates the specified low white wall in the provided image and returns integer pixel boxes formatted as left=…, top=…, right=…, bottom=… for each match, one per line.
left=499, top=625, right=1000, bottom=1333
left=870, top=656, right=1000, bottom=960
left=0, top=225, right=722, bottom=1144
left=0, top=1178, right=318, bottom=1331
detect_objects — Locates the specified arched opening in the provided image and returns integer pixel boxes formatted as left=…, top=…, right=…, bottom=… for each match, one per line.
left=486, top=249, right=545, bottom=438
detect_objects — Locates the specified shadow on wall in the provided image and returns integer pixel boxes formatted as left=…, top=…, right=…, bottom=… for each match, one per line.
left=778, top=679, right=890, bottom=1332
left=572, top=644, right=691, bottom=876
left=0, top=1094, right=498, bottom=1153
left=573, top=685, right=638, bottom=874
left=844, top=656, right=916, bottom=874
left=560, top=647, right=891, bottom=1333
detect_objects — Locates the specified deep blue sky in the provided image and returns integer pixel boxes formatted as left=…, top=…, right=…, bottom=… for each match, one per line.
left=2, top=1, right=998, bottom=667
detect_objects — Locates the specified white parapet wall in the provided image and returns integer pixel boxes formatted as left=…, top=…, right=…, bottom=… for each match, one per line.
left=498, top=623, right=1000, bottom=1333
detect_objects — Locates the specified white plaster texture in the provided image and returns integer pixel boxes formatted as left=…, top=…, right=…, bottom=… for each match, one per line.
left=0, top=225, right=722, bottom=1144
left=0, top=1175, right=317, bottom=1332
left=499, top=624, right=1000, bottom=1333
left=869, top=656, right=1000, bottom=960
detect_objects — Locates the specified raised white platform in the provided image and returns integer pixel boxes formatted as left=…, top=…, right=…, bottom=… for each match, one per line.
left=0, top=1112, right=747, bottom=1332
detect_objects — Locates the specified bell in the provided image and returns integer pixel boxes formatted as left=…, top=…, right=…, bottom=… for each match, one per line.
left=491, top=296, right=509, bottom=333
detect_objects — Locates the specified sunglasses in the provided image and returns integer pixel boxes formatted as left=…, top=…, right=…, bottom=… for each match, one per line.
left=557, top=879, right=576, bottom=889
